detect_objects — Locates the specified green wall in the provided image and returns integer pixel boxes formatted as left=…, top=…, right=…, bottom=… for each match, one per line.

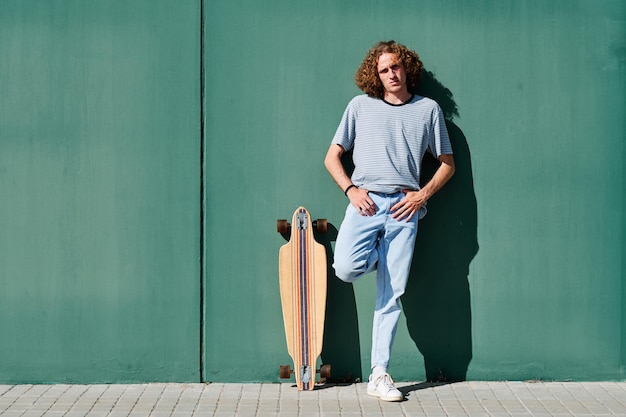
left=0, top=1, right=201, bottom=383
left=0, top=0, right=624, bottom=384
left=204, top=0, right=625, bottom=383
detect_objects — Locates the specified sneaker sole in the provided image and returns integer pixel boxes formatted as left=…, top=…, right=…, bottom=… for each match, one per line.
left=367, top=389, right=403, bottom=402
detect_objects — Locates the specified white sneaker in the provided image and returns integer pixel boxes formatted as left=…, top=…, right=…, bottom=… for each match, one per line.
left=367, top=373, right=404, bottom=402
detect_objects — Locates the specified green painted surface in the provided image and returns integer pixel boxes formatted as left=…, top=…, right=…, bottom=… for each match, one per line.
left=0, top=0, right=623, bottom=384
left=0, top=1, right=201, bottom=383
left=204, top=0, right=625, bottom=382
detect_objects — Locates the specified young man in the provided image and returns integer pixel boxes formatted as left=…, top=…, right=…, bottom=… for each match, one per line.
left=324, top=41, right=455, bottom=401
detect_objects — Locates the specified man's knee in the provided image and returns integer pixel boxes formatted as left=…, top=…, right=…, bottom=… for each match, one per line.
left=333, top=258, right=369, bottom=283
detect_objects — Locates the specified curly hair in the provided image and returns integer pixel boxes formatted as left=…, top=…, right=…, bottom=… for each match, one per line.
left=355, top=41, right=424, bottom=99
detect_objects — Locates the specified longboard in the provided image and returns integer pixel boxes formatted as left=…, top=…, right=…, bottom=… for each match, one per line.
left=277, top=207, right=330, bottom=390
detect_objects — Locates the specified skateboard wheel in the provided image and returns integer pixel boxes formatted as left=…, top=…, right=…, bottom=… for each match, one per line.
left=279, top=365, right=292, bottom=379
left=277, top=219, right=290, bottom=234
left=313, top=219, right=327, bottom=233
left=319, top=364, right=331, bottom=379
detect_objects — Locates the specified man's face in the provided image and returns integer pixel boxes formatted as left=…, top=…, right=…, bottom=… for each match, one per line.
left=377, top=52, right=407, bottom=97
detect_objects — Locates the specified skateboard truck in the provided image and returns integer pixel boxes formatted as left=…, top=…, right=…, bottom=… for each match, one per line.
left=279, top=364, right=332, bottom=381
left=277, top=217, right=328, bottom=235
left=296, top=212, right=308, bottom=230
left=300, top=365, right=312, bottom=383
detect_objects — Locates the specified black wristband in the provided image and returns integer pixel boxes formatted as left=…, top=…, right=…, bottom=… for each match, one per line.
left=344, top=184, right=358, bottom=196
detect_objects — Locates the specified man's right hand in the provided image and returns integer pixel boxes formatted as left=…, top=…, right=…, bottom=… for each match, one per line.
left=347, top=186, right=376, bottom=216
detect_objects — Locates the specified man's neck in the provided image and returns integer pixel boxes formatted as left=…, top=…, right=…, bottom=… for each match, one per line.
left=383, top=90, right=412, bottom=105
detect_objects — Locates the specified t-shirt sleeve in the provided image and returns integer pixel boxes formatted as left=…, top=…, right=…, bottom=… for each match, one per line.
left=428, top=104, right=453, bottom=157
left=331, top=99, right=357, bottom=151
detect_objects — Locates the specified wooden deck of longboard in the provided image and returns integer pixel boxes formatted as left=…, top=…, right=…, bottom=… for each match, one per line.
left=278, top=207, right=327, bottom=390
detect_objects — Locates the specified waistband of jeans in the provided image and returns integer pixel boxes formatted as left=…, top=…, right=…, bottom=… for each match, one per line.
left=369, top=190, right=405, bottom=197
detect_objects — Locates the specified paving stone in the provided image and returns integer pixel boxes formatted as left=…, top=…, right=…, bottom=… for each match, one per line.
left=0, top=381, right=625, bottom=416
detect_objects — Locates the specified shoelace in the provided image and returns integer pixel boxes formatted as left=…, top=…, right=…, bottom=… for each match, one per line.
left=377, top=374, right=396, bottom=391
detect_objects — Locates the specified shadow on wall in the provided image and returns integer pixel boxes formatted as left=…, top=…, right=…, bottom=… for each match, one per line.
left=317, top=224, right=363, bottom=382
left=402, top=70, right=479, bottom=382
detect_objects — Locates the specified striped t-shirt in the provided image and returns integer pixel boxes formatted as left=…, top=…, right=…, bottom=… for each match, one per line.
left=332, top=94, right=452, bottom=194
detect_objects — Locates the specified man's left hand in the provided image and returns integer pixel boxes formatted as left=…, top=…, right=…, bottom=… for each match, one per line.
left=390, top=190, right=426, bottom=222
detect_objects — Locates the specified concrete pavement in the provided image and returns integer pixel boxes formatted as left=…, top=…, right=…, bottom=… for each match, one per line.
left=1, top=381, right=625, bottom=416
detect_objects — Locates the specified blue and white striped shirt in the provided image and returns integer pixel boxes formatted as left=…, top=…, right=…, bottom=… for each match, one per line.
left=332, top=94, right=452, bottom=194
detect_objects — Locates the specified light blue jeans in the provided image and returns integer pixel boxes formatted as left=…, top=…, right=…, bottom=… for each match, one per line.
left=333, top=192, right=420, bottom=370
